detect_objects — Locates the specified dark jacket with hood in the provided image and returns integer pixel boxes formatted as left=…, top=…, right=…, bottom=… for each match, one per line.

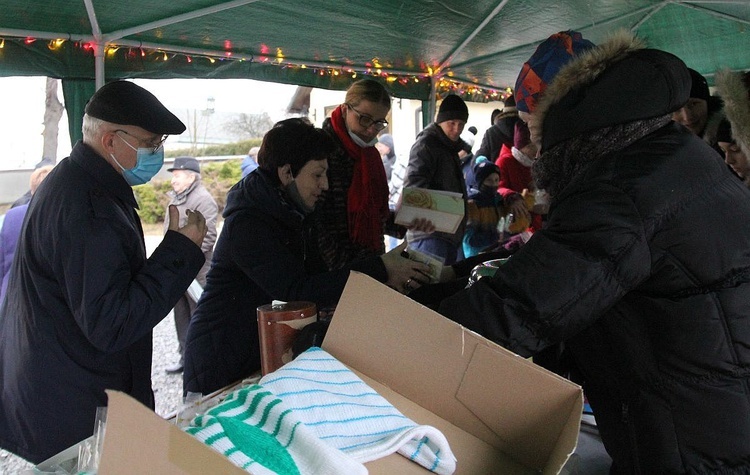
left=439, top=32, right=750, bottom=473
left=0, top=143, right=204, bottom=463
left=183, top=168, right=387, bottom=395
left=405, top=122, right=468, bottom=246
left=476, top=110, right=519, bottom=162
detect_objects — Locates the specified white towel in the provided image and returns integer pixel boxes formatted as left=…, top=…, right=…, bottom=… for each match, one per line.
left=260, top=347, right=457, bottom=475
left=184, top=384, right=367, bottom=475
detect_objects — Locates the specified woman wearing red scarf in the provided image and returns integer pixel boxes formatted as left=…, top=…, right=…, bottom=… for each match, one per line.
left=318, top=79, right=429, bottom=294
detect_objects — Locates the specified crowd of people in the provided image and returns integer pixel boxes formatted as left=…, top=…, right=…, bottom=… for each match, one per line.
left=1, top=27, right=750, bottom=474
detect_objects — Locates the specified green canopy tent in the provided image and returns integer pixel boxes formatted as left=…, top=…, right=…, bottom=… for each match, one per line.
left=1, top=0, right=749, bottom=146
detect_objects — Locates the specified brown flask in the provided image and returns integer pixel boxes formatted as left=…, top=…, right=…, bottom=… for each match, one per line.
left=257, top=301, right=317, bottom=375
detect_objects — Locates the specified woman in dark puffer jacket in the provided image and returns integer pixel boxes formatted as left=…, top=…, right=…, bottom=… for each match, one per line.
left=183, top=119, right=426, bottom=395
left=439, top=30, right=750, bottom=473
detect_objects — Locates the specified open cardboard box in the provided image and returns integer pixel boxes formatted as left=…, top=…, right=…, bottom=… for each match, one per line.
left=98, top=272, right=582, bottom=474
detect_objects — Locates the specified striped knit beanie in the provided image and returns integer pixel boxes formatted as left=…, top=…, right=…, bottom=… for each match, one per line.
left=514, top=31, right=595, bottom=114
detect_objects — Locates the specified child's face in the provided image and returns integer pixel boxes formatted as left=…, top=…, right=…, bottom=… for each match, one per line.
left=481, top=172, right=500, bottom=189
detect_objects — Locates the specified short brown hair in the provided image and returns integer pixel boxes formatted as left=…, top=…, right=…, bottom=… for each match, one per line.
left=257, top=119, right=335, bottom=181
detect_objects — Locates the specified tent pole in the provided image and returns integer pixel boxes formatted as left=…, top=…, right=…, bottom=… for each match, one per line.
left=427, top=75, right=437, bottom=127
left=94, top=42, right=104, bottom=90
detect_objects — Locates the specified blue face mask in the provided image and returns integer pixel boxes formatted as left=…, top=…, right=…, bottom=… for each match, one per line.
left=111, top=135, right=165, bottom=186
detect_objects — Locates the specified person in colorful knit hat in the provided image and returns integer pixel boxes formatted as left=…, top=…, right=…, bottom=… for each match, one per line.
left=439, top=30, right=750, bottom=472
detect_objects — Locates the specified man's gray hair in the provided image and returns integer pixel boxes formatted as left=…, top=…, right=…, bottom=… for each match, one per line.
left=82, top=114, right=110, bottom=143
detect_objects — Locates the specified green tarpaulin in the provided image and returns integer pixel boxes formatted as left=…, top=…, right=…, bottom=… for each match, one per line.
left=1, top=0, right=749, bottom=144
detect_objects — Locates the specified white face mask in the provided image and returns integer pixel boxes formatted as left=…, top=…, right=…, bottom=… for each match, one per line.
left=346, top=124, right=378, bottom=148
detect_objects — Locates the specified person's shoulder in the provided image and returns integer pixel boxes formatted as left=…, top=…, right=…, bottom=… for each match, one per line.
left=194, top=183, right=216, bottom=199
left=4, top=203, right=29, bottom=220
left=411, top=126, right=441, bottom=150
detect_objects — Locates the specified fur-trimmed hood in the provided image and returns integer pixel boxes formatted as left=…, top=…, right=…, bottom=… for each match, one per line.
left=715, top=68, right=750, bottom=160
left=530, top=30, right=691, bottom=153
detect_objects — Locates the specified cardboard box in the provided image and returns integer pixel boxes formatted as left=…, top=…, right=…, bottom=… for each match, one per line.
left=98, top=272, right=582, bottom=474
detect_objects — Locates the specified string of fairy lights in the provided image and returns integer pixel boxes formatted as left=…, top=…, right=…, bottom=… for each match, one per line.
left=0, top=35, right=513, bottom=102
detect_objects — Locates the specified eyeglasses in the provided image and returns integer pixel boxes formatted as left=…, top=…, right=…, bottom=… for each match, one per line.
left=115, top=129, right=168, bottom=154
left=346, top=104, right=388, bottom=131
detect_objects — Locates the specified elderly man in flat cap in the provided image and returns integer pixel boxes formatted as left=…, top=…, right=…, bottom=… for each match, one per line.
left=163, top=156, right=218, bottom=374
left=0, top=80, right=207, bottom=464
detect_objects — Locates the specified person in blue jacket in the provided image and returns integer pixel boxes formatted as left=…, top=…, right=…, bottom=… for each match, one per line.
left=183, top=118, right=429, bottom=395
left=0, top=80, right=208, bottom=464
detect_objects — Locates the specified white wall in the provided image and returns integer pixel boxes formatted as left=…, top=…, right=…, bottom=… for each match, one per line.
left=0, top=169, right=33, bottom=204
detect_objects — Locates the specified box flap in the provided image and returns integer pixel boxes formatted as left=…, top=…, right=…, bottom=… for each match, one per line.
left=323, top=272, right=582, bottom=473
left=99, top=390, right=247, bottom=475
left=455, top=343, right=583, bottom=472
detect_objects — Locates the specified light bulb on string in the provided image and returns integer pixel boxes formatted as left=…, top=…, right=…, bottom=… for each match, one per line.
left=47, top=38, right=65, bottom=51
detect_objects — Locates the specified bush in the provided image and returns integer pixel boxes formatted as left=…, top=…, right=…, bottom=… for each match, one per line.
left=133, top=180, right=172, bottom=224
left=201, top=159, right=243, bottom=213
left=166, top=139, right=262, bottom=158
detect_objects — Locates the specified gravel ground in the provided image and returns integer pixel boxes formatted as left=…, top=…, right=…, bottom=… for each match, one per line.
left=1, top=235, right=184, bottom=474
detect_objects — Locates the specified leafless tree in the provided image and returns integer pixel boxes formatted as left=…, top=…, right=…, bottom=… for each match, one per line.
left=42, top=77, right=64, bottom=164
left=224, top=112, right=274, bottom=140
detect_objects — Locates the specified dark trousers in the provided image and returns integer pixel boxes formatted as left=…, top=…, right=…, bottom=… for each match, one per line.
left=173, top=293, right=196, bottom=365
left=173, top=250, right=211, bottom=364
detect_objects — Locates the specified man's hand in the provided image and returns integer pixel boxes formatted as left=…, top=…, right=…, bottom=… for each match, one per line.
left=381, top=242, right=432, bottom=294
left=168, top=205, right=207, bottom=248
left=406, top=217, right=436, bottom=233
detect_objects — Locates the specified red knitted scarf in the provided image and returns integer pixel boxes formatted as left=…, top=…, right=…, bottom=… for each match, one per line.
left=330, top=105, right=389, bottom=251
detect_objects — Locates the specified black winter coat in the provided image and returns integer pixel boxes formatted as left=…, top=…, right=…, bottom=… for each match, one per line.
left=440, top=36, right=750, bottom=473
left=0, top=143, right=204, bottom=463
left=405, top=122, right=468, bottom=246
left=183, top=169, right=387, bottom=395
left=441, top=124, right=750, bottom=473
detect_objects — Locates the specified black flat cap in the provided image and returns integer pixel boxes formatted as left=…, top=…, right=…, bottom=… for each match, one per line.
left=85, top=80, right=186, bottom=135
left=167, top=156, right=201, bottom=173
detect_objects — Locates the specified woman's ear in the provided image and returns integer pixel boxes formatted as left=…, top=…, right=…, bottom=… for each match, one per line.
left=277, top=164, right=293, bottom=185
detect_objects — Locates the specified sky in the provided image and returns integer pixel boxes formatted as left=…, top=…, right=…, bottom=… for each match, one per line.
left=0, top=76, right=301, bottom=170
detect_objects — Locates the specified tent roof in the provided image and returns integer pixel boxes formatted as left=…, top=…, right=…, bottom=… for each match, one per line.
left=1, top=0, right=749, bottom=101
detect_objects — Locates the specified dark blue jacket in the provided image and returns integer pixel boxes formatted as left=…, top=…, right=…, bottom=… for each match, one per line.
left=0, top=142, right=204, bottom=463
left=183, top=168, right=387, bottom=395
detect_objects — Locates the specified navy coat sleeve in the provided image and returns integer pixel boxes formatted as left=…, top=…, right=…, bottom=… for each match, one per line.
left=44, top=190, right=204, bottom=353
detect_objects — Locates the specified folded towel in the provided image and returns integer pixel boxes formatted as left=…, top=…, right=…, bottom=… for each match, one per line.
left=260, top=347, right=457, bottom=475
left=184, top=384, right=367, bottom=475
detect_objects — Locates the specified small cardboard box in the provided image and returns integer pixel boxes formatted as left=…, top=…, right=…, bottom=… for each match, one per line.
left=98, top=272, right=582, bottom=474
